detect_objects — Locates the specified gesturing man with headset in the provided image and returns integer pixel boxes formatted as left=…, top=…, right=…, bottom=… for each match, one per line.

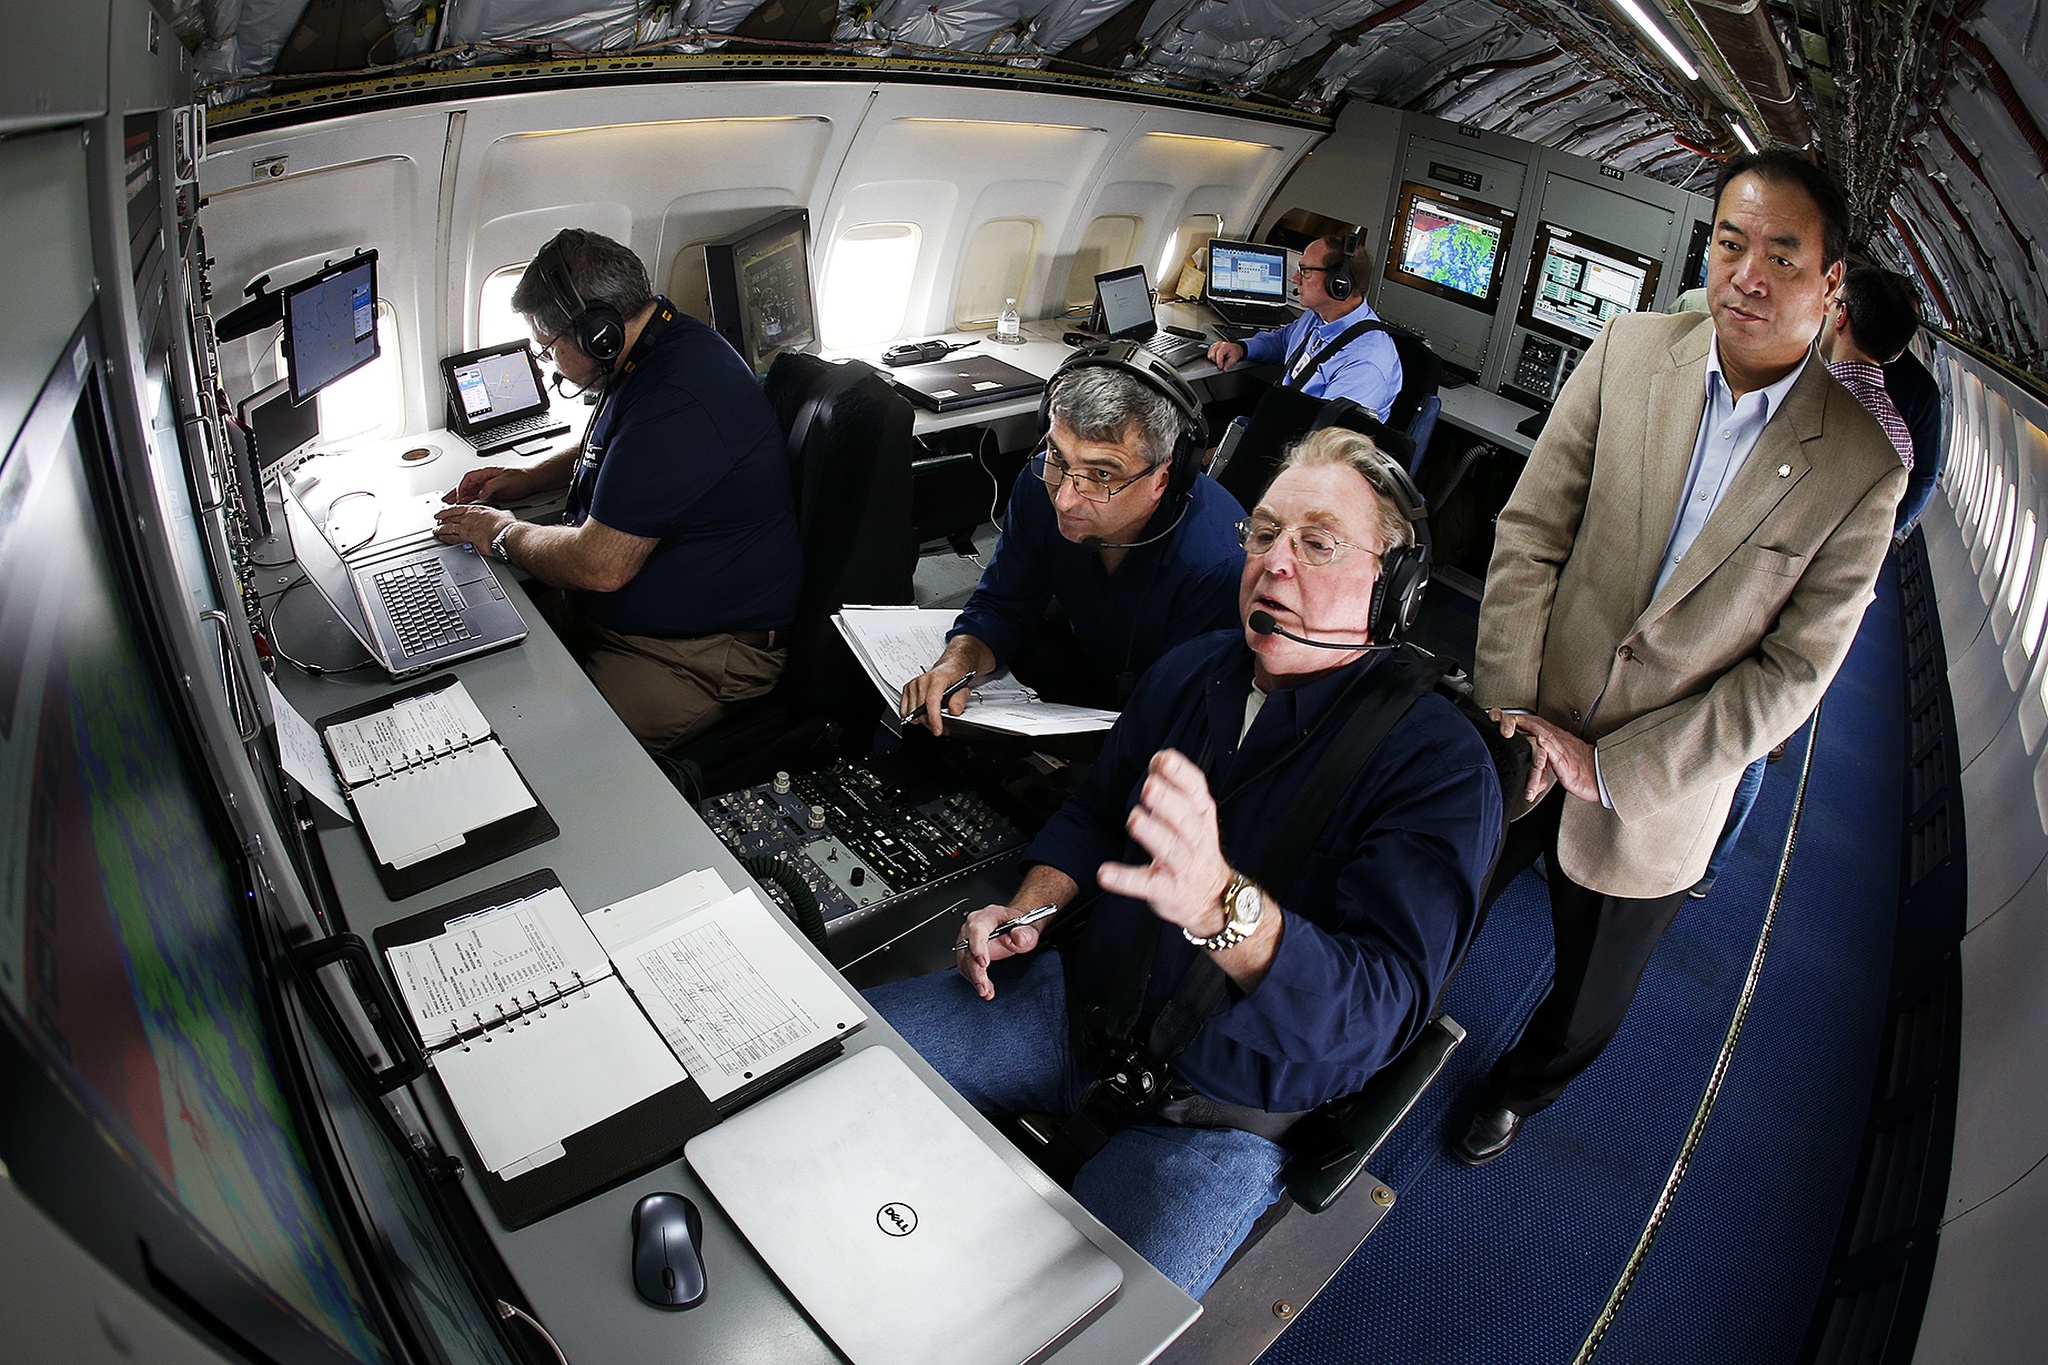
left=434, top=228, right=801, bottom=750
left=1206, top=234, right=1405, bottom=421
left=902, top=343, right=1246, bottom=727
left=869, top=428, right=1502, bottom=1297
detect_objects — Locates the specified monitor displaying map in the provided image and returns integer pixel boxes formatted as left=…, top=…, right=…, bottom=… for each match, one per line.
left=1383, top=182, right=1515, bottom=312
left=1517, top=221, right=1663, bottom=346
left=282, top=250, right=381, bottom=403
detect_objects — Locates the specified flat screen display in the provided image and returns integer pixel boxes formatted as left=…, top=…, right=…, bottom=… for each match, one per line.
left=707, top=211, right=819, bottom=377
left=283, top=251, right=380, bottom=403
left=1207, top=240, right=1288, bottom=301
left=442, top=342, right=547, bottom=432
left=1095, top=264, right=1156, bottom=337
left=1383, top=183, right=1514, bottom=312
left=1517, top=222, right=1662, bottom=346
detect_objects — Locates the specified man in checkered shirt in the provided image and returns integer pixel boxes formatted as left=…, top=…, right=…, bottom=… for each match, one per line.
left=1818, top=265, right=1920, bottom=467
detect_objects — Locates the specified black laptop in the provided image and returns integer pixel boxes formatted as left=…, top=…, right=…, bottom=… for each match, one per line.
left=439, top=342, right=570, bottom=453
left=1094, top=263, right=1207, bottom=367
left=1206, top=238, right=1300, bottom=329
left=890, top=353, right=1046, bottom=413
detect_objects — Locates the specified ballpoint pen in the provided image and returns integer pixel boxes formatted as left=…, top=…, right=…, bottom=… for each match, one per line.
left=953, top=903, right=1060, bottom=954
left=903, top=670, right=976, bottom=723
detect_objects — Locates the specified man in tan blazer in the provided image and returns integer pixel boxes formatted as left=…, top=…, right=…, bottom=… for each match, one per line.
left=1452, top=149, right=1907, bottom=1165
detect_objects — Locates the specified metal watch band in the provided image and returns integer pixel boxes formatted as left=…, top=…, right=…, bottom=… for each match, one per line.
left=490, top=523, right=514, bottom=562
left=1181, top=872, right=1260, bottom=952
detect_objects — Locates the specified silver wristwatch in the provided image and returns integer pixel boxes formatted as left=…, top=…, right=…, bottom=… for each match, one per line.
left=489, top=523, right=515, bottom=563
left=1183, top=871, right=1265, bottom=952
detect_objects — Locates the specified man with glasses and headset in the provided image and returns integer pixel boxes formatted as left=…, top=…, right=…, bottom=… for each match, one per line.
left=1205, top=234, right=1404, bottom=421
left=870, top=426, right=1501, bottom=1297
left=902, top=345, right=1245, bottom=726
left=434, top=228, right=800, bottom=750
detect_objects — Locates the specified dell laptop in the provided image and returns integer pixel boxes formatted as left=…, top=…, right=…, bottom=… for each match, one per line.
left=686, top=1046, right=1123, bottom=1365
left=890, top=353, right=1047, bottom=414
left=1093, top=263, right=1207, bottom=367
left=439, top=342, right=570, bottom=454
left=281, top=481, right=528, bottom=677
left=1206, top=238, right=1299, bottom=329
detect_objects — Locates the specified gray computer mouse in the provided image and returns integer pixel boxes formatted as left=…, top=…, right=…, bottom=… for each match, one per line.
left=630, top=1192, right=707, bottom=1310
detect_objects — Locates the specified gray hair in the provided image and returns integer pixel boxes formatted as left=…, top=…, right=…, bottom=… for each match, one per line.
left=1046, top=365, right=1182, bottom=470
left=512, top=228, right=653, bottom=337
left=1277, top=426, right=1415, bottom=554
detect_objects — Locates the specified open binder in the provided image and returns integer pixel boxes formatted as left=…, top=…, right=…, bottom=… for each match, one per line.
left=315, top=674, right=557, bottom=899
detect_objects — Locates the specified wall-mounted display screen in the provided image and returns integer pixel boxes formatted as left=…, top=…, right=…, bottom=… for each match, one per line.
left=282, top=250, right=380, bottom=403
left=1516, top=222, right=1662, bottom=346
left=1383, top=182, right=1515, bottom=312
left=706, top=209, right=817, bottom=377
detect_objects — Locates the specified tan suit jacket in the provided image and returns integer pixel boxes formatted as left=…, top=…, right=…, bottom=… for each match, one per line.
left=1475, top=310, right=1906, bottom=898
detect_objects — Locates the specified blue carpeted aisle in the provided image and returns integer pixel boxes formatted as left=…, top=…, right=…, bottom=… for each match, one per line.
left=1259, top=566, right=1904, bottom=1365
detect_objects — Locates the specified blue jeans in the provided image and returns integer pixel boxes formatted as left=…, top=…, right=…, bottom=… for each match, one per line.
left=1700, top=755, right=1769, bottom=888
left=862, top=953, right=1286, bottom=1299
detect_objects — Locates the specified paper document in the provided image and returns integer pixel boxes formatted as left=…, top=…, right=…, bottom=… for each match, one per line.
left=583, top=869, right=733, bottom=955
left=265, top=677, right=351, bottom=819
left=351, top=739, right=536, bottom=869
left=386, top=886, right=611, bottom=1047
left=832, top=607, right=1117, bottom=736
left=325, top=681, right=494, bottom=786
left=612, top=888, right=865, bottom=1103
left=429, top=976, right=686, bottom=1173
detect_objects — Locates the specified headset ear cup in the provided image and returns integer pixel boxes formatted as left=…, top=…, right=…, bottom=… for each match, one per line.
left=1368, top=544, right=1431, bottom=645
left=578, top=302, right=626, bottom=364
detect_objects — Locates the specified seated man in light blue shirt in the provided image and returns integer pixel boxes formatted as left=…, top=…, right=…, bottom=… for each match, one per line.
left=1206, top=235, right=1404, bottom=421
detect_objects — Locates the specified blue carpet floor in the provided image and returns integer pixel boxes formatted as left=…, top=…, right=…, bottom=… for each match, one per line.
left=1260, top=566, right=1904, bottom=1365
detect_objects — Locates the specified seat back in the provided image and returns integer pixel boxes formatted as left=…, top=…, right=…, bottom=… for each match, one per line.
left=761, top=352, right=918, bottom=712
left=1213, top=383, right=1413, bottom=508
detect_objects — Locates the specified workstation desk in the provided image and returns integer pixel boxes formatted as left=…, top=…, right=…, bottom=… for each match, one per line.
left=255, top=431, right=1200, bottom=1364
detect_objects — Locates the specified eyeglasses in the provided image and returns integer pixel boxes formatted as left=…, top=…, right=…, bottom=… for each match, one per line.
left=1236, top=518, right=1374, bottom=567
left=1294, top=263, right=1339, bottom=277
left=1030, top=449, right=1151, bottom=503
left=531, top=324, right=567, bottom=359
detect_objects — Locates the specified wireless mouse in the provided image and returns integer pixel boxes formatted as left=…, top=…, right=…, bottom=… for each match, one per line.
left=630, top=1192, right=707, bottom=1310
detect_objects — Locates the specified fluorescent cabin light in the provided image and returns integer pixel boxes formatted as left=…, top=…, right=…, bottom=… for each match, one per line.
left=1610, top=0, right=1699, bottom=81
left=1731, top=120, right=1759, bottom=153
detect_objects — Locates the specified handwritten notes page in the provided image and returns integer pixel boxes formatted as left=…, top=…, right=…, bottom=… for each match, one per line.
left=385, top=887, right=611, bottom=1047
left=324, top=681, right=494, bottom=786
left=611, top=888, right=865, bottom=1104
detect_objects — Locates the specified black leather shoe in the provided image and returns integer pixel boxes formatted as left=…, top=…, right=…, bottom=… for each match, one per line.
left=1451, top=1104, right=1524, bottom=1166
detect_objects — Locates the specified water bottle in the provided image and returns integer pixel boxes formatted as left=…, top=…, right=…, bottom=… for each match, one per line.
left=996, top=298, right=1022, bottom=344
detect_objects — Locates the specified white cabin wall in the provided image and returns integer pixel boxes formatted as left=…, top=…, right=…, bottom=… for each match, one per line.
left=1912, top=341, right=2048, bottom=1363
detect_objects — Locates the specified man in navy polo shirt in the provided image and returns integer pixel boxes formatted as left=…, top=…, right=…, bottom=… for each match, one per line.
left=435, top=229, right=800, bottom=749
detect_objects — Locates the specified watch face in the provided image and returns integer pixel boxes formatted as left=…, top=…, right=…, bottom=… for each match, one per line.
left=1230, top=882, right=1264, bottom=926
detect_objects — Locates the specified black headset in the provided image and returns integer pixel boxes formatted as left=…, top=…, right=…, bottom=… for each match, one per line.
left=532, top=230, right=627, bottom=365
left=1038, top=340, right=1211, bottom=509
left=1325, top=231, right=1361, bottom=302
left=1300, top=417, right=1433, bottom=646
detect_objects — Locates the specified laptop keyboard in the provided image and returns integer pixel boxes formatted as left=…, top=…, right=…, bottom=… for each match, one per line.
left=375, top=559, right=476, bottom=657
left=475, top=413, right=570, bottom=450
left=1140, top=332, right=1208, bottom=368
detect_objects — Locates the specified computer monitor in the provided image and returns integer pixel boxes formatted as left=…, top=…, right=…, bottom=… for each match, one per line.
left=1383, top=183, right=1515, bottom=312
left=1517, top=222, right=1662, bottom=346
left=239, top=378, right=321, bottom=473
left=1094, top=263, right=1157, bottom=337
left=705, top=209, right=818, bottom=377
left=281, top=249, right=380, bottom=403
left=1206, top=239, right=1290, bottom=307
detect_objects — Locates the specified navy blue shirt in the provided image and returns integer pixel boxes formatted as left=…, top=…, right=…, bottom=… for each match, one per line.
left=949, top=469, right=1245, bottom=681
left=567, top=301, right=800, bottom=637
left=1885, top=351, right=1944, bottom=532
left=1026, top=631, right=1503, bottom=1113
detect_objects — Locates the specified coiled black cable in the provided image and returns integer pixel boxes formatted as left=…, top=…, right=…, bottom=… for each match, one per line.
left=739, top=855, right=827, bottom=952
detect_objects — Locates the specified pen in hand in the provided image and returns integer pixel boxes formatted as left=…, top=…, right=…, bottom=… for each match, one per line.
left=904, top=671, right=976, bottom=723
left=953, top=904, right=1059, bottom=954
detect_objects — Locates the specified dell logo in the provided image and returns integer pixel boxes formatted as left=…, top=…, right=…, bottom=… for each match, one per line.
left=876, top=1202, right=918, bottom=1237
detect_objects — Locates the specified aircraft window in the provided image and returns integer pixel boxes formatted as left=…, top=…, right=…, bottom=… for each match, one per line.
left=1994, top=483, right=2017, bottom=574
left=955, top=217, right=1043, bottom=330
left=273, top=299, right=402, bottom=445
left=2007, top=509, right=2037, bottom=618
left=2016, top=523, right=2048, bottom=658
left=478, top=262, right=531, bottom=349
left=1157, top=214, right=1222, bottom=296
left=820, top=222, right=920, bottom=348
left=1062, top=215, right=1142, bottom=311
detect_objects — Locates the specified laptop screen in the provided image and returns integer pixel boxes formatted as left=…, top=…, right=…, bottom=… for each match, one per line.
left=1208, top=240, right=1289, bottom=302
left=1094, top=265, right=1156, bottom=338
left=440, top=344, right=549, bottom=434
left=280, top=482, right=377, bottom=647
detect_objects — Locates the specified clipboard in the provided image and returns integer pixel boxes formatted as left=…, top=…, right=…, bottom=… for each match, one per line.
left=316, top=675, right=558, bottom=900
left=374, top=869, right=724, bottom=1230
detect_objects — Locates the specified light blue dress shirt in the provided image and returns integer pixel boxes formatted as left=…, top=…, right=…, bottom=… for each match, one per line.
left=1243, top=302, right=1403, bottom=421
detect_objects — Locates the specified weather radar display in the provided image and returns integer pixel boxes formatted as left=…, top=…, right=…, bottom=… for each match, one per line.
left=1397, top=195, right=1504, bottom=301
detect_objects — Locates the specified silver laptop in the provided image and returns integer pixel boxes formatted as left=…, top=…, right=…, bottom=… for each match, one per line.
left=281, top=481, right=528, bottom=677
left=1206, top=238, right=1299, bottom=329
left=686, top=1046, right=1123, bottom=1365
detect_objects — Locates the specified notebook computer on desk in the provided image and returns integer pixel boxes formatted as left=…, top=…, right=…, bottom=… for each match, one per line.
left=1094, top=264, right=1207, bottom=368
left=891, top=353, right=1047, bottom=414
left=686, top=1046, right=1123, bottom=1365
left=281, top=481, right=528, bottom=678
left=440, top=342, right=571, bottom=454
left=1206, top=238, right=1300, bottom=329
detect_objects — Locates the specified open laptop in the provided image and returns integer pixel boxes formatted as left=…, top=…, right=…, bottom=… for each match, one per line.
left=439, top=342, right=570, bottom=454
left=1093, top=264, right=1207, bottom=368
left=1206, top=238, right=1299, bottom=329
left=280, top=480, right=528, bottom=677
left=891, top=353, right=1047, bottom=414
left=686, top=1046, right=1123, bottom=1365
